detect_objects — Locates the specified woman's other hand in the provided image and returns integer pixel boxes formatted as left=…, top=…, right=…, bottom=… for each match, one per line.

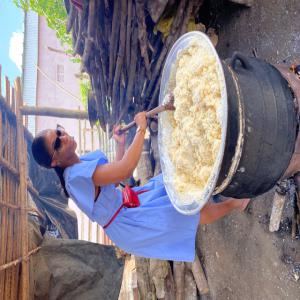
left=113, top=125, right=126, bottom=145
left=134, top=111, right=147, bottom=131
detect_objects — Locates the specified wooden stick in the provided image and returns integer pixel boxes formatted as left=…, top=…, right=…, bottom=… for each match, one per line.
left=73, top=10, right=85, bottom=56
left=108, top=0, right=121, bottom=98
left=184, top=269, right=197, bottom=300
left=82, top=0, right=96, bottom=67
left=66, top=3, right=76, bottom=33
left=118, top=8, right=138, bottom=122
left=136, top=0, right=151, bottom=78
left=125, top=0, right=133, bottom=73
left=143, top=0, right=188, bottom=101
left=186, top=254, right=209, bottom=295
left=173, top=262, right=185, bottom=300
left=269, top=191, right=286, bottom=232
left=111, top=0, right=127, bottom=122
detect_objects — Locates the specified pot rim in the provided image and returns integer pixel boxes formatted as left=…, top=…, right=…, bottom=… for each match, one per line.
left=158, top=31, right=228, bottom=215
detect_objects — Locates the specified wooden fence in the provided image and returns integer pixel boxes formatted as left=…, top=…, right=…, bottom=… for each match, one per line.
left=0, top=66, right=39, bottom=299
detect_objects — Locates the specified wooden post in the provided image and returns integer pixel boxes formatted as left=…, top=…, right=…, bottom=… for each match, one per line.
left=15, top=77, right=29, bottom=300
left=20, top=105, right=89, bottom=119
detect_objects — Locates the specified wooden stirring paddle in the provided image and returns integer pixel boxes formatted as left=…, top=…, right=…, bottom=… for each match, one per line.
left=117, top=94, right=175, bottom=135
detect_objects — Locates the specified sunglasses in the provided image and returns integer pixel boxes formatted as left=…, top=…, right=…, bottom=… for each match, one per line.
left=51, top=124, right=65, bottom=162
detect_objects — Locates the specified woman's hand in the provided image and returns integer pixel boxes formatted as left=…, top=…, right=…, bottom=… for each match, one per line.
left=113, top=125, right=126, bottom=145
left=134, top=111, right=147, bottom=131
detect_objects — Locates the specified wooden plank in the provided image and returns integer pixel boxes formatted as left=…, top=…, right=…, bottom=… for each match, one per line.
left=15, top=77, right=29, bottom=300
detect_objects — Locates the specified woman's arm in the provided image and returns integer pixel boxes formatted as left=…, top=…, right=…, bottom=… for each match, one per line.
left=113, top=125, right=126, bottom=162
left=92, top=112, right=147, bottom=186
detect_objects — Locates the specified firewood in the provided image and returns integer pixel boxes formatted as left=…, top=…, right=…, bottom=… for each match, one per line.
left=104, top=0, right=111, bottom=46
left=147, top=73, right=161, bottom=110
left=136, top=0, right=151, bottom=78
left=184, top=269, right=197, bottom=300
left=143, top=0, right=189, bottom=102
left=108, top=0, right=121, bottom=98
left=147, top=0, right=170, bottom=24
left=66, top=3, right=77, bottom=33
left=125, top=0, right=133, bottom=73
left=64, top=0, right=71, bottom=14
left=135, top=257, right=156, bottom=300
left=119, top=10, right=138, bottom=121
left=269, top=190, right=286, bottom=232
left=92, top=81, right=107, bottom=131
left=179, top=0, right=201, bottom=37
left=118, top=72, right=126, bottom=120
left=95, top=0, right=109, bottom=94
left=73, top=9, right=87, bottom=56
left=149, top=259, right=175, bottom=299
left=82, top=0, right=96, bottom=67
left=111, top=0, right=127, bottom=123
left=186, top=254, right=209, bottom=295
left=173, top=262, right=185, bottom=300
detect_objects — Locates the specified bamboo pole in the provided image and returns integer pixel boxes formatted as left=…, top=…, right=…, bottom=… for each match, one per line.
left=11, top=87, right=15, bottom=115
left=5, top=77, right=10, bottom=106
left=0, top=157, right=19, bottom=178
left=0, top=65, right=2, bottom=96
left=1, top=114, right=9, bottom=299
left=5, top=124, right=13, bottom=300
left=0, top=92, right=4, bottom=300
left=20, top=105, right=89, bottom=119
left=10, top=85, right=19, bottom=300
left=15, top=77, right=29, bottom=300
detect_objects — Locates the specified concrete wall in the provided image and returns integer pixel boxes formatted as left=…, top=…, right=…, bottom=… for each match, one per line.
left=36, top=16, right=83, bottom=140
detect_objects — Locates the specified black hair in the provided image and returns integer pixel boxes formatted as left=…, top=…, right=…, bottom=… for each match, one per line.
left=31, top=131, right=69, bottom=198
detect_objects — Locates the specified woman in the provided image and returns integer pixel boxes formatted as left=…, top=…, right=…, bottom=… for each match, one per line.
left=31, top=112, right=249, bottom=262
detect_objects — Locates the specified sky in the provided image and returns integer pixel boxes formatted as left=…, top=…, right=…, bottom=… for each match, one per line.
left=0, top=0, right=24, bottom=95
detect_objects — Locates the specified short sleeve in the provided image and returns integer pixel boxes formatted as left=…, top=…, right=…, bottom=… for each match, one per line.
left=64, top=153, right=108, bottom=216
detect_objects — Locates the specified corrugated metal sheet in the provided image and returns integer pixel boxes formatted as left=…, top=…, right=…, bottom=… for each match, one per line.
left=22, top=10, right=38, bottom=135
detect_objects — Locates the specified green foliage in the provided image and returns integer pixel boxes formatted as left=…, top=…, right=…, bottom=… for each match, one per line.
left=79, top=78, right=91, bottom=109
left=14, top=0, right=72, bottom=47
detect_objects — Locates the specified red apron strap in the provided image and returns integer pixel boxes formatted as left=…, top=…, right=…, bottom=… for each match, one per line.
left=136, top=189, right=148, bottom=195
left=103, top=204, right=124, bottom=229
left=103, top=188, right=148, bottom=229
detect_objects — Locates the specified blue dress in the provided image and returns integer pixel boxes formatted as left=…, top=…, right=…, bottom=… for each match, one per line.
left=64, top=150, right=200, bottom=262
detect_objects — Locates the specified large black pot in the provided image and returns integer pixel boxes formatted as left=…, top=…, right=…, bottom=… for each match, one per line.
left=215, top=52, right=297, bottom=198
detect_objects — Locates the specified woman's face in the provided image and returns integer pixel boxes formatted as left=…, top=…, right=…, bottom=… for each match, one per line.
left=43, top=125, right=77, bottom=167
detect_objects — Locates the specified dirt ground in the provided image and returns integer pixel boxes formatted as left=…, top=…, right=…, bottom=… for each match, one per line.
left=196, top=1, right=300, bottom=299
